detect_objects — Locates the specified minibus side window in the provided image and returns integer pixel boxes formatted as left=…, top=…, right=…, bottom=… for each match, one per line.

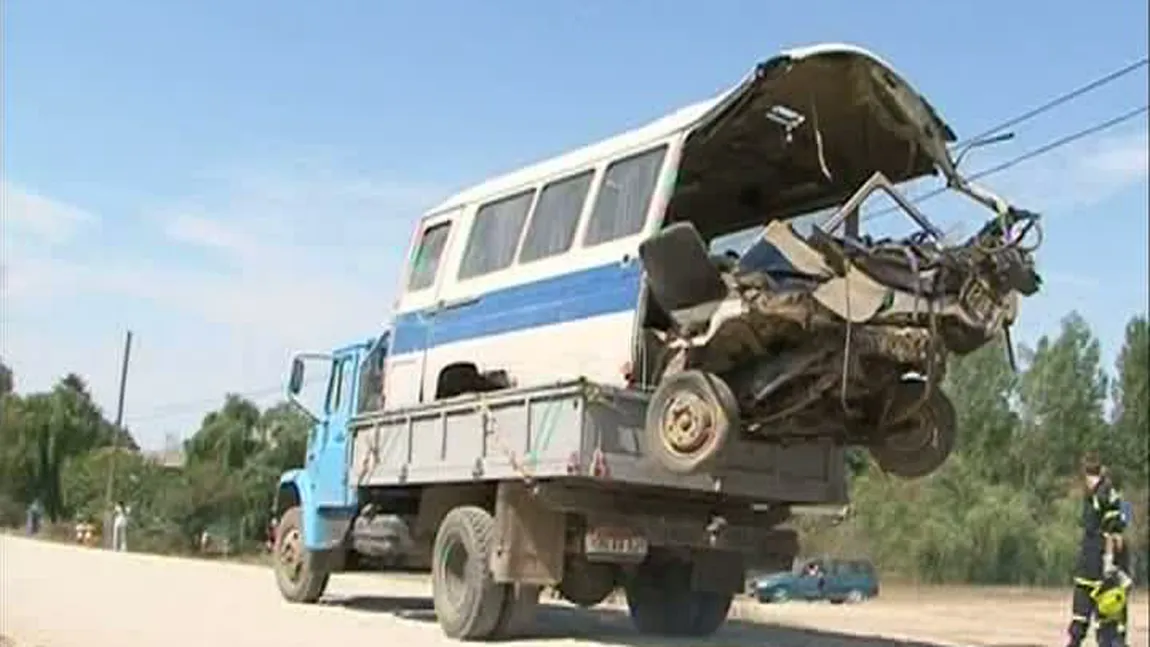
left=519, top=170, right=593, bottom=263
left=407, top=222, right=451, bottom=291
left=584, top=145, right=667, bottom=246
left=459, top=189, right=534, bottom=279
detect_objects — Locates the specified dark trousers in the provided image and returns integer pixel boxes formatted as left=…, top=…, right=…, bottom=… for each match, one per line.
left=1068, top=579, right=1128, bottom=647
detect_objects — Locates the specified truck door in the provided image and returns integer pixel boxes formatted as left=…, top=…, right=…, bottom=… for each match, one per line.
left=309, top=344, right=364, bottom=508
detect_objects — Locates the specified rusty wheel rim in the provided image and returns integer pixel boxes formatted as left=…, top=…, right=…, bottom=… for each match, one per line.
left=661, top=391, right=715, bottom=455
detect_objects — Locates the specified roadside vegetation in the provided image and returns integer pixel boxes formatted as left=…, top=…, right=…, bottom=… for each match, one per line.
left=803, top=311, right=1149, bottom=586
left=1, top=310, right=1146, bottom=585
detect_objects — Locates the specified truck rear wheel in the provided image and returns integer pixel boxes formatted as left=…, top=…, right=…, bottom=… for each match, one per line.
left=645, top=370, right=739, bottom=474
left=431, top=506, right=507, bottom=640
left=624, top=557, right=733, bottom=637
left=273, top=506, right=331, bottom=603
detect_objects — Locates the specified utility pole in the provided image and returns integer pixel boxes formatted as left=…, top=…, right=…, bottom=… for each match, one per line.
left=103, top=329, right=133, bottom=548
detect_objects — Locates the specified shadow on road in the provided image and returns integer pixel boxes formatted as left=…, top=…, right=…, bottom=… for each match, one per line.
left=323, top=594, right=975, bottom=646
left=325, top=595, right=438, bottom=622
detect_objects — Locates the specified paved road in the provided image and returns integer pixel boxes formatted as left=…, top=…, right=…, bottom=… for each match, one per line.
left=1, top=536, right=1145, bottom=647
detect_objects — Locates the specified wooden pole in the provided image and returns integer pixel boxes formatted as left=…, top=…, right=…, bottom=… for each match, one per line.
left=103, top=330, right=133, bottom=548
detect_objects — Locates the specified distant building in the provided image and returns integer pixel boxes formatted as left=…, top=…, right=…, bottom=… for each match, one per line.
left=144, top=433, right=185, bottom=469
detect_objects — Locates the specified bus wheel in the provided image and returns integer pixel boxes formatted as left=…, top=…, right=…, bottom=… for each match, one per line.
left=273, top=507, right=331, bottom=603
left=645, top=370, right=739, bottom=474
left=870, top=379, right=957, bottom=479
left=432, top=506, right=507, bottom=640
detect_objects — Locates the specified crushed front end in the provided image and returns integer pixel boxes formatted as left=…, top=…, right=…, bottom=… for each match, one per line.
left=637, top=173, right=1042, bottom=479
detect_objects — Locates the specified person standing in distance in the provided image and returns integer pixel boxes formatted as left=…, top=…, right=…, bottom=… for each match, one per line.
left=111, top=502, right=131, bottom=552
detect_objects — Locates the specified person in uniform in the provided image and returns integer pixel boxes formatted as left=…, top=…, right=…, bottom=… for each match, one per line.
left=1066, top=452, right=1131, bottom=647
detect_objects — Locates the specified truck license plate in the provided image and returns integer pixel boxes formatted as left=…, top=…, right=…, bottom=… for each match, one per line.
left=584, top=526, right=649, bottom=563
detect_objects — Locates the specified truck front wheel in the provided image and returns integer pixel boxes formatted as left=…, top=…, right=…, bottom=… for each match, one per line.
left=273, top=506, right=331, bottom=603
left=431, top=506, right=507, bottom=640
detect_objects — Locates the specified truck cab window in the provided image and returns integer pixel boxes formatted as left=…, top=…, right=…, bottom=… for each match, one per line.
left=407, top=222, right=452, bottom=291
left=357, top=339, right=387, bottom=414
left=325, top=359, right=345, bottom=413
left=340, top=357, right=356, bottom=412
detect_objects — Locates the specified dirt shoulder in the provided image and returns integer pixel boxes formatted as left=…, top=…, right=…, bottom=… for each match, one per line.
left=2, top=536, right=1146, bottom=647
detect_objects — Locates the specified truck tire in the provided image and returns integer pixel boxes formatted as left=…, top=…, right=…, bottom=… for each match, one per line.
left=431, top=506, right=507, bottom=640
left=273, top=506, right=331, bottom=604
left=645, top=370, right=739, bottom=474
left=688, top=590, right=734, bottom=636
left=624, top=557, right=732, bottom=637
left=624, top=560, right=673, bottom=634
left=492, top=584, right=540, bottom=638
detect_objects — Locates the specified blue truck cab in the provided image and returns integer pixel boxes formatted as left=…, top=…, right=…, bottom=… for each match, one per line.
left=274, top=333, right=388, bottom=553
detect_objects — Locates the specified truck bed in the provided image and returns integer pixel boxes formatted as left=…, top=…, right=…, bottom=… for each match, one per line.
left=350, top=379, right=846, bottom=505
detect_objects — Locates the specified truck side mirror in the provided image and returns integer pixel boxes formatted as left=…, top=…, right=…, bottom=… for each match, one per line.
left=288, top=358, right=306, bottom=395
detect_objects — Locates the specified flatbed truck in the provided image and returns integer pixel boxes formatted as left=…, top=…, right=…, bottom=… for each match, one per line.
left=272, top=341, right=844, bottom=640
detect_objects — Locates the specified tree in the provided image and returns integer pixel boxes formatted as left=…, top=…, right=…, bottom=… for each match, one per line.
left=0, top=394, right=41, bottom=509
left=0, top=374, right=134, bottom=520
left=0, top=358, right=12, bottom=398
left=51, top=373, right=137, bottom=453
left=1109, top=315, right=1149, bottom=486
left=942, top=336, right=1020, bottom=482
left=178, top=397, right=311, bottom=548
left=184, top=394, right=262, bottom=469
left=1016, top=312, right=1109, bottom=494
left=60, top=447, right=172, bottom=520
left=253, top=402, right=310, bottom=471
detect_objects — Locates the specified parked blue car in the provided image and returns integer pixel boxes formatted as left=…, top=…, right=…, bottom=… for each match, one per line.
left=753, top=557, right=879, bottom=604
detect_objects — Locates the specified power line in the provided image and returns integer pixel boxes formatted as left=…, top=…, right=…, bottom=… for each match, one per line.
left=123, top=383, right=293, bottom=424
left=856, top=54, right=1150, bottom=226
left=863, top=103, right=1150, bottom=224
left=962, top=104, right=1149, bottom=183
left=954, top=56, right=1148, bottom=148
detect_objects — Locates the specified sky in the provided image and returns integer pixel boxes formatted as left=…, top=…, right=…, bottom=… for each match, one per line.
left=2, top=0, right=1148, bottom=450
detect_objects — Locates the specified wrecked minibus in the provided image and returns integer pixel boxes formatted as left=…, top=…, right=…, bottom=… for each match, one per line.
left=381, top=42, right=1041, bottom=480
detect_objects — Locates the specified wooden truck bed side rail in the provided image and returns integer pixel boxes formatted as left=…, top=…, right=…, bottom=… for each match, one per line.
left=350, top=379, right=846, bottom=505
